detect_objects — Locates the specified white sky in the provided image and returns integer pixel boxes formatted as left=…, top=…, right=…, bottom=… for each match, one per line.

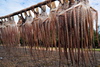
left=0, top=0, right=99, bottom=26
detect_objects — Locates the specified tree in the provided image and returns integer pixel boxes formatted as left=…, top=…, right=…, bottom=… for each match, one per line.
left=94, top=26, right=100, bottom=48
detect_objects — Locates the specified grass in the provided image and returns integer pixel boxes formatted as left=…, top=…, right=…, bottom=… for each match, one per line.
left=0, top=45, right=100, bottom=51
left=94, top=49, right=100, bottom=51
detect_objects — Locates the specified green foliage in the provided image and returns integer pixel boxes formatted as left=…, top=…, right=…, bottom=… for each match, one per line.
left=0, top=40, right=2, bottom=45
left=20, top=37, right=24, bottom=46
left=93, top=29, right=100, bottom=48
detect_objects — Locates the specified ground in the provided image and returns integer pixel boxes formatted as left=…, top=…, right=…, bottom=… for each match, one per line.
left=0, top=46, right=100, bottom=67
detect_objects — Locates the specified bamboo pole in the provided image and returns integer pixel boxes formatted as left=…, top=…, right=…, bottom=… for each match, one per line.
left=0, top=0, right=56, bottom=19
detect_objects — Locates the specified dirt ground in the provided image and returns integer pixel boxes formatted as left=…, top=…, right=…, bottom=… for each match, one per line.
left=0, top=46, right=100, bottom=67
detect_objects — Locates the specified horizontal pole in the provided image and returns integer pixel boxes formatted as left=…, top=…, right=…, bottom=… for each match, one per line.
left=0, top=0, right=56, bottom=19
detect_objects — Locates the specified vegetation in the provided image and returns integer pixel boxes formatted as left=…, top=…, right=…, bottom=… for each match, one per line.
left=0, top=40, right=2, bottom=45
left=94, top=26, right=100, bottom=48
left=94, top=49, right=100, bottom=51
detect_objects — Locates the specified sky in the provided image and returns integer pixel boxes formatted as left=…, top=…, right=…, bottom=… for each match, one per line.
left=0, top=0, right=100, bottom=26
